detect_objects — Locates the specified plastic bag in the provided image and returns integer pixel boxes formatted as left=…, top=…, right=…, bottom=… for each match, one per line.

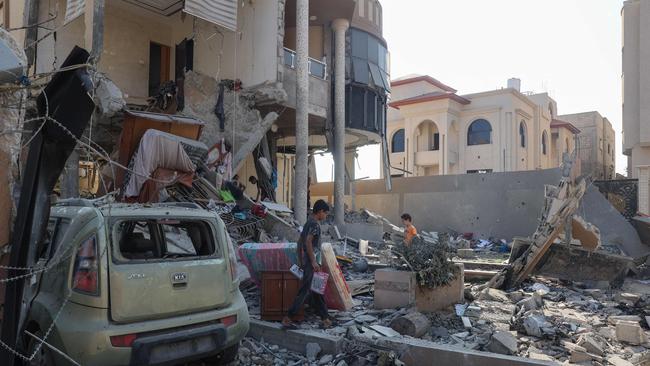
left=310, top=272, right=329, bottom=295
left=289, top=264, right=304, bottom=280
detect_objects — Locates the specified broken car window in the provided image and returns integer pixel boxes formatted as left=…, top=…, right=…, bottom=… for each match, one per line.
left=113, top=219, right=218, bottom=261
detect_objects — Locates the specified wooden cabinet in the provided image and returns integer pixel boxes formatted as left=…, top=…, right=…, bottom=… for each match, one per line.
left=260, top=271, right=304, bottom=321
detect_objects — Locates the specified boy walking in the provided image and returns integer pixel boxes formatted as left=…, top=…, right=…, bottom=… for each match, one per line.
left=282, top=200, right=332, bottom=329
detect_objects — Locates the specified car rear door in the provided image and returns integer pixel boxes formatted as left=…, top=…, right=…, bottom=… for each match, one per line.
left=108, top=217, right=232, bottom=323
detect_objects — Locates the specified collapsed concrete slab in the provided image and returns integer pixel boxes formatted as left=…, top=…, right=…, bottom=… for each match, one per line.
left=183, top=71, right=286, bottom=170
left=247, top=319, right=344, bottom=356
left=581, top=186, right=649, bottom=259
left=509, top=238, right=632, bottom=285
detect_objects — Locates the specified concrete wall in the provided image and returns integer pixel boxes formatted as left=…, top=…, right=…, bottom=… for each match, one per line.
left=312, top=168, right=564, bottom=240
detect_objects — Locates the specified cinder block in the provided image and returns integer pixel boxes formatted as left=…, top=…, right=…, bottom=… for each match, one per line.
left=415, top=264, right=465, bottom=313
left=374, top=269, right=416, bottom=309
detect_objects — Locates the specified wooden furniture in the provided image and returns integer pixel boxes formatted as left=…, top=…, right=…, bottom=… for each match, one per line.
left=115, top=110, right=204, bottom=191
left=260, top=271, right=304, bottom=321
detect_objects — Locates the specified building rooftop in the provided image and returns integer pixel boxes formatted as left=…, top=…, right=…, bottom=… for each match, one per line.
left=389, top=91, right=471, bottom=109
left=551, top=119, right=581, bottom=134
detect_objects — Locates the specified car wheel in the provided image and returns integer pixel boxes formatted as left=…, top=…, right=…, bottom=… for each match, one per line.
left=202, top=344, right=239, bottom=365
left=27, top=331, right=55, bottom=366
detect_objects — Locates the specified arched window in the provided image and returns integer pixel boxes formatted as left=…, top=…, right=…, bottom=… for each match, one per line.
left=467, top=119, right=492, bottom=146
left=519, top=121, right=527, bottom=148
left=542, top=131, right=548, bottom=155
left=391, top=129, right=405, bottom=153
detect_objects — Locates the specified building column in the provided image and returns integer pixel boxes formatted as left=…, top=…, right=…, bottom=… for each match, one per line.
left=293, top=0, right=309, bottom=225
left=638, top=166, right=650, bottom=215
left=332, top=18, right=349, bottom=227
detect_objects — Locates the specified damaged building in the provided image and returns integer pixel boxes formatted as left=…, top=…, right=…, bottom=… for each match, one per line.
left=9, top=0, right=390, bottom=227
left=0, top=1, right=648, bottom=366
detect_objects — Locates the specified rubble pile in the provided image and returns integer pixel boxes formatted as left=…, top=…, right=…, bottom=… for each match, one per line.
left=393, top=234, right=458, bottom=288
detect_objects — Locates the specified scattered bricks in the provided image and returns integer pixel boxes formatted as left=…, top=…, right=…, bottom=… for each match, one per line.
left=616, top=320, right=649, bottom=346
left=390, top=312, right=432, bottom=338
left=488, top=331, right=518, bottom=355
left=577, top=333, right=606, bottom=356
left=607, top=355, right=635, bottom=366
left=415, top=264, right=464, bottom=312
left=374, top=269, right=416, bottom=309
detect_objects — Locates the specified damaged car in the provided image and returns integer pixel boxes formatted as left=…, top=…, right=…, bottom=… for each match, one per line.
left=24, top=199, right=249, bottom=366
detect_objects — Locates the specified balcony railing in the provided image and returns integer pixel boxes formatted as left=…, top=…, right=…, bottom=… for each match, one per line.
left=284, top=47, right=327, bottom=80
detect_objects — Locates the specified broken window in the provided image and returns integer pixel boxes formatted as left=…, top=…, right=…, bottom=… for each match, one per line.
left=467, top=119, right=492, bottom=146
left=391, top=129, right=405, bottom=153
left=113, top=219, right=218, bottom=261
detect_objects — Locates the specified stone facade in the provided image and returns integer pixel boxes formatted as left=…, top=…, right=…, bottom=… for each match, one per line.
left=558, top=111, right=616, bottom=180
left=385, top=76, right=579, bottom=177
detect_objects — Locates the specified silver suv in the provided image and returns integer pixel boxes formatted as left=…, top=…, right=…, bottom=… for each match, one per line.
left=24, top=200, right=249, bottom=366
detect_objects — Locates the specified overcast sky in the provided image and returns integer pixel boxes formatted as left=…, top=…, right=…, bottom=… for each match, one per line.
left=316, top=0, right=626, bottom=181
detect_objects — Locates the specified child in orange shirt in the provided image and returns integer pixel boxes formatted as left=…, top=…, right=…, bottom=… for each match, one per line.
left=401, top=213, right=417, bottom=246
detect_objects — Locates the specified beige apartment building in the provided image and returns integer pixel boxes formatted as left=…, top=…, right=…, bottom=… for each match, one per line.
left=558, top=111, right=616, bottom=180
left=623, top=0, right=650, bottom=214
left=386, top=76, right=580, bottom=177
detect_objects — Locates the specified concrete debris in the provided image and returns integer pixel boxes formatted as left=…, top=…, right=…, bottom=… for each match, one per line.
left=389, top=312, right=432, bottom=338
left=607, top=355, right=635, bottom=366
left=306, top=342, right=322, bottom=361
left=577, top=333, right=607, bottom=356
left=615, top=321, right=649, bottom=346
left=488, top=331, right=519, bottom=355
left=94, top=73, right=126, bottom=117
left=572, top=215, right=602, bottom=251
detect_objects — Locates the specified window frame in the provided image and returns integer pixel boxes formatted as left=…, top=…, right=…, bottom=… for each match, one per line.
left=391, top=129, right=405, bottom=153
left=519, top=121, right=527, bottom=148
left=467, top=119, right=492, bottom=146
left=110, top=218, right=221, bottom=264
left=542, top=131, right=549, bottom=155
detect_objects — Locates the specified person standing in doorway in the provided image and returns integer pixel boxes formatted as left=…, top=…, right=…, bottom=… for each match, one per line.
left=401, top=213, right=418, bottom=246
left=282, top=200, right=332, bottom=329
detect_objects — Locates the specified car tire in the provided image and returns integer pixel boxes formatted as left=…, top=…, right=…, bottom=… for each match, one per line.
left=26, top=331, right=55, bottom=366
left=202, top=344, right=239, bottom=365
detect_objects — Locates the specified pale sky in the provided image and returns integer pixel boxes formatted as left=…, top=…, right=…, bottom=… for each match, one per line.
left=316, top=0, right=627, bottom=181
